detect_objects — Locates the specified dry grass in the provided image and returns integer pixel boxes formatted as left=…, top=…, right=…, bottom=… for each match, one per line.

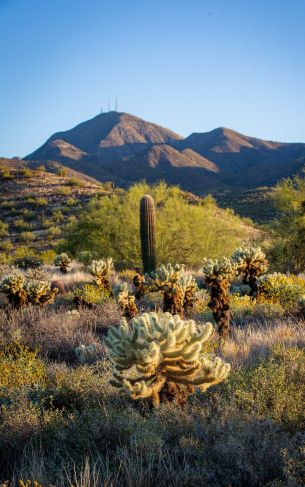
left=224, top=318, right=305, bottom=368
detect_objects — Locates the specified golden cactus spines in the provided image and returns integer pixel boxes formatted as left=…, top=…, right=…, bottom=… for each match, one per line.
left=88, top=258, right=113, bottom=296
left=54, top=253, right=71, bottom=274
left=104, top=311, right=230, bottom=406
left=231, top=246, right=268, bottom=297
left=202, top=257, right=238, bottom=341
left=117, top=282, right=138, bottom=320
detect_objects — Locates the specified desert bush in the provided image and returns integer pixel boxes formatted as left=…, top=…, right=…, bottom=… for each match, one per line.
left=0, top=220, right=9, bottom=237
left=14, top=256, right=42, bottom=270
left=20, top=231, right=35, bottom=243
left=105, top=311, right=230, bottom=406
left=0, top=342, right=45, bottom=390
left=74, top=283, right=110, bottom=307
left=257, top=272, right=305, bottom=311
left=60, top=182, right=249, bottom=269
left=47, top=226, right=61, bottom=239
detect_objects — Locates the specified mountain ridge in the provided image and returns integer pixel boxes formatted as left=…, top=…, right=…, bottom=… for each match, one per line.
left=25, top=111, right=305, bottom=195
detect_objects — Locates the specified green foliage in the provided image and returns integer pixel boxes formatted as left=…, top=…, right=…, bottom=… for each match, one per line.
left=0, top=219, right=9, bottom=237
left=74, top=283, right=109, bottom=306
left=57, top=166, right=67, bottom=177
left=34, top=197, right=48, bottom=207
left=67, top=177, right=84, bottom=187
left=226, top=346, right=305, bottom=430
left=269, top=174, right=305, bottom=272
left=105, top=312, right=230, bottom=406
left=14, top=256, right=42, bottom=269
left=46, top=226, right=61, bottom=239
left=257, top=272, right=305, bottom=310
left=60, top=182, right=250, bottom=269
left=0, top=342, right=45, bottom=390
left=20, top=231, right=36, bottom=242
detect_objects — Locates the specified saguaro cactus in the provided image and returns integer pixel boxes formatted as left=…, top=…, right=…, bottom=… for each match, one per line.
left=140, top=194, right=157, bottom=275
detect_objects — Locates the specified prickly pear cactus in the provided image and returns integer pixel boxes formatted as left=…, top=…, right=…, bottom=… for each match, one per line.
left=104, top=312, right=230, bottom=406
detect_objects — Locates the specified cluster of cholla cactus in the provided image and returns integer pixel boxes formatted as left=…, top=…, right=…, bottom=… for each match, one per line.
left=104, top=312, right=230, bottom=406
left=54, top=253, right=71, bottom=274
left=179, top=274, right=198, bottom=313
left=134, top=264, right=198, bottom=318
left=88, top=258, right=113, bottom=296
left=0, top=272, right=27, bottom=307
left=232, top=246, right=268, bottom=297
left=144, top=264, right=186, bottom=316
left=117, top=282, right=138, bottom=320
left=202, top=257, right=238, bottom=341
left=0, top=270, right=58, bottom=308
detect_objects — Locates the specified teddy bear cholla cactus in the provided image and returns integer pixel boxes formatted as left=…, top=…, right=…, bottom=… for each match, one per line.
left=144, top=264, right=186, bottom=316
left=202, top=257, right=237, bottom=340
left=231, top=246, right=268, bottom=297
left=0, top=271, right=58, bottom=307
left=179, top=274, right=198, bottom=313
left=88, top=258, right=113, bottom=296
left=117, top=282, right=138, bottom=320
left=104, top=312, right=230, bottom=407
left=54, top=253, right=71, bottom=274
left=0, top=271, right=27, bottom=307
left=24, top=278, right=58, bottom=305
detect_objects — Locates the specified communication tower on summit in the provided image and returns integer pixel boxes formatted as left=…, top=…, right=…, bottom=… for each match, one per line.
left=114, top=98, right=119, bottom=111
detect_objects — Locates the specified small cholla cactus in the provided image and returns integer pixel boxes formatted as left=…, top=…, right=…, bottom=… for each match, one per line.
left=75, top=343, right=97, bottom=363
left=144, top=264, right=185, bottom=316
left=231, top=246, right=268, bottom=297
left=54, top=253, right=71, bottom=274
left=202, top=257, right=238, bottom=341
left=24, top=278, right=58, bottom=305
left=88, top=258, right=113, bottom=296
left=0, top=271, right=27, bottom=308
left=104, top=312, right=230, bottom=407
left=178, top=275, right=198, bottom=313
left=117, top=282, right=138, bottom=320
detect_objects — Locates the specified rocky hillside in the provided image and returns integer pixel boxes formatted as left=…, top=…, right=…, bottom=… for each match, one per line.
left=0, top=158, right=110, bottom=260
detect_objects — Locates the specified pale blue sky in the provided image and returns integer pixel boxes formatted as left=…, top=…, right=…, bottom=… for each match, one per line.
left=0, top=0, right=304, bottom=157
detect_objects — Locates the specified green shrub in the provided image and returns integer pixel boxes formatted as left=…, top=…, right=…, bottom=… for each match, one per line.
left=257, top=273, right=305, bottom=310
left=34, top=197, right=48, bottom=207
left=20, top=231, right=36, bottom=243
left=0, top=220, right=9, bottom=237
left=46, top=226, right=61, bottom=239
left=60, top=182, right=249, bottom=269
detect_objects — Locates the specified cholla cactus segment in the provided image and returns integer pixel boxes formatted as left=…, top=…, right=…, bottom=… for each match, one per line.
left=75, top=343, right=97, bottom=364
left=54, top=253, right=71, bottom=273
left=118, top=282, right=138, bottom=319
left=202, top=258, right=237, bottom=341
left=0, top=271, right=25, bottom=295
left=24, top=278, right=58, bottom=305
left=88, top=259, right=113, bottom=294
left=178, top=274, right=198, bottom=312
left=202, top=257, right=237, bottom=283
left=104, top=312, right=230, bottom=405
left=145, top=263, right=185, bottom=288
left=232, top=246, right=268, bottom=276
